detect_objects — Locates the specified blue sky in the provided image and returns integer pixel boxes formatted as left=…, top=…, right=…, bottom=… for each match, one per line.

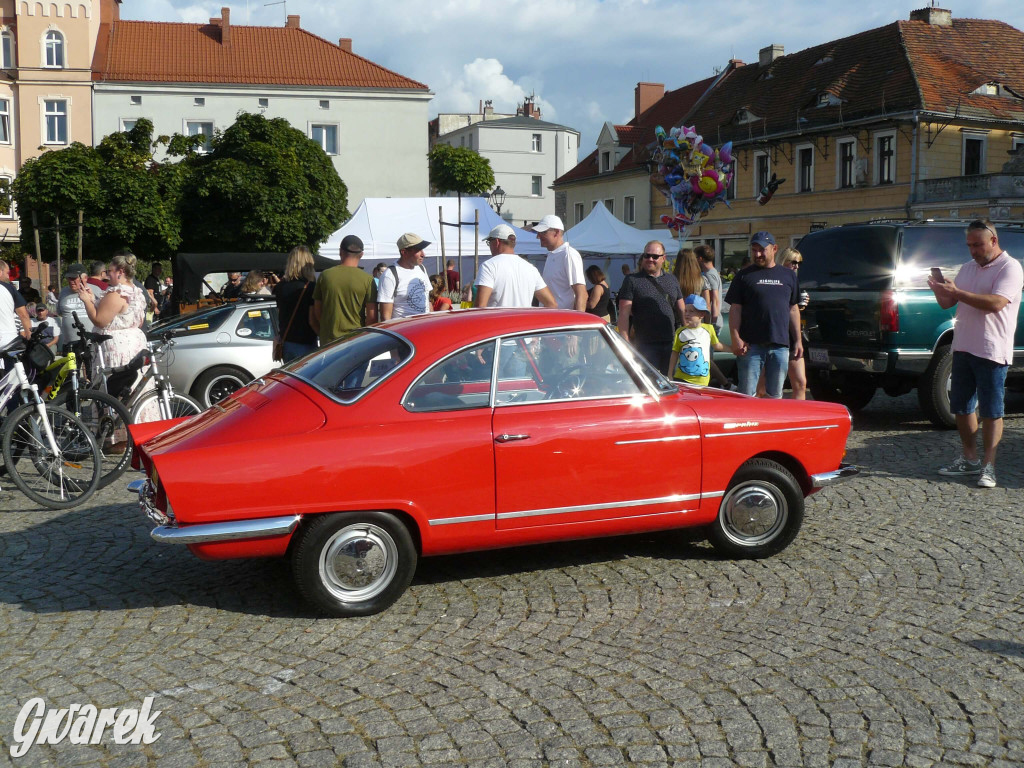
left=124, top=0, right=1024, bottom=154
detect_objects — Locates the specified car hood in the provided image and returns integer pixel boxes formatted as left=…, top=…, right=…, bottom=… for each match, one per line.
left=139, top=375, right=326, bottom=457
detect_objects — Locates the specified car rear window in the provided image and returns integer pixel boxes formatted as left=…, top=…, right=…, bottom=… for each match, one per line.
left=798, top=226, right=898, bottom=291
left=896, top=227, right=974, bottom=288
left=284, top=328, right=411, bottom=402
left=149, top=304, right=235, bottom=336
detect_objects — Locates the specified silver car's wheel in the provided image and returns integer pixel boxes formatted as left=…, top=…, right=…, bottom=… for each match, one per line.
left=292, top=512, right=417, bottom=617
left=193, top=366, right=252, bottom=408
left=708, top=459, right=804, bottom=559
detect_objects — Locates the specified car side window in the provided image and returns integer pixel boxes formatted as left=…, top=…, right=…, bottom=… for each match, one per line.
left=497, top=328, right=641, bottom=404
left=236, top=307, right=275, bottom=340
left=404, top=342, right=495, bottom=413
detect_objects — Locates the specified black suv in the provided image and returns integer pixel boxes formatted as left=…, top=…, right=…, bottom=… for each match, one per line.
left=799, top=220, right=1024, bottom=428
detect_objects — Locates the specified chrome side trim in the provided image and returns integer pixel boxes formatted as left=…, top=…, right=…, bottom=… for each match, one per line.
left=811, top=464, right=860, bottom=488
left=704, top=424, right=840, bottom=438
left=615, top=434, right=699, bottom=446
left=497, top=493, right=700, bottom=521
left=429, top=513, right=494, bottom=527
left=151, top=514, right=302, bottom=545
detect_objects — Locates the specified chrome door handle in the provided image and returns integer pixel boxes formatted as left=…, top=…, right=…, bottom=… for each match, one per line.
left=495, top=433, right=530, bottom=443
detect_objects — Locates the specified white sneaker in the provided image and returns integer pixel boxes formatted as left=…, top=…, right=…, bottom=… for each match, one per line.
left=977, top=464, right=997, bottom=488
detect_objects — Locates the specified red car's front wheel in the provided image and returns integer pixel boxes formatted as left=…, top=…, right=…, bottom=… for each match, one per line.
left=292, top=512, right=418, bottom=617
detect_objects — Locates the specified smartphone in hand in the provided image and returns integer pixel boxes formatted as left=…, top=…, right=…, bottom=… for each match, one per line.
left=930, top=267, right=944, bottom=282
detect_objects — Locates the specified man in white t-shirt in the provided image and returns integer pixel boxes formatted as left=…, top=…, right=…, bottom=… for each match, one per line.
left=474, top=224, right=557, bottom=309
left=530, top=215, right=586, bottom=311
left=378, top=232, right=433, bottom=320
left=0, top=261, right=31, bottom=348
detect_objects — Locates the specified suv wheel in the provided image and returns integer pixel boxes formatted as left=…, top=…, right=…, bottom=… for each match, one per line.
left=918, top=344, right=956, bottom=429
left=807, top=369, right=875, bottom=411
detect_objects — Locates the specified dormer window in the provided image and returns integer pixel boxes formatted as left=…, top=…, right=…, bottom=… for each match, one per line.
left=816, top=92, right=842, bottom=108
left=734, top=108, right=760, bottom=125
left=44, top=30, right=65, bottom=68
left=814, top=55, right=834, bottom=66
left=973, top=82, right=998, bottom=96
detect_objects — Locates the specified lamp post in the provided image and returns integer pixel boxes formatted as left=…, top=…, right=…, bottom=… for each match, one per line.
left=489, top=185, right=506, bottom=216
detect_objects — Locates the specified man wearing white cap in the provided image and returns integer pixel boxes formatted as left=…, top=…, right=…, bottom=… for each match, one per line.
left=379, top=232, right=433, bottom=320
left=530, top=215, right=586, bottom=311
left=474, top=225, right=557, bottom=309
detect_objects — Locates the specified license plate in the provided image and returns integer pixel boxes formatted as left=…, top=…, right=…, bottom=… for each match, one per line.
left=809, top=348, right=829, bottom=364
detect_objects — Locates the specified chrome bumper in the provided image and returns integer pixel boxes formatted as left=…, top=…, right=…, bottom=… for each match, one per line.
left=128, top=477, right=301, bottom=544
left=810, top=463, right=860, bottom=489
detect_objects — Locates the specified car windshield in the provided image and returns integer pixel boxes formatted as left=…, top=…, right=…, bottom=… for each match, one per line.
left=283, top=328, right=412, bottom=402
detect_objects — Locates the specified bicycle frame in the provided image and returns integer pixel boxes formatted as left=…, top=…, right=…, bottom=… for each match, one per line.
left=0, top=353, right=63, bottom=459
left=94, top=336, right=183, bottom=421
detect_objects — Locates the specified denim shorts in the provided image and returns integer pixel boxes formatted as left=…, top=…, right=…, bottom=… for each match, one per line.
left=950, top=351, right=1008, bottom=419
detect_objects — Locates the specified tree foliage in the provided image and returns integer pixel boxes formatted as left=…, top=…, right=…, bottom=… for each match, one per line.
left=428, top=144, right=495, bottom=197
left=178, top=113, right=349, bottom=253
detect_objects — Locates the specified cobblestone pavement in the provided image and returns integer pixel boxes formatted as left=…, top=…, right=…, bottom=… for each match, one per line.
left=1, top=392, right=1023, bottom=767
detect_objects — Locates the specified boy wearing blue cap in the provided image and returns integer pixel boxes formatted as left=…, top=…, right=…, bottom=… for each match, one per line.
left=668, top=294, right=725, bottom=386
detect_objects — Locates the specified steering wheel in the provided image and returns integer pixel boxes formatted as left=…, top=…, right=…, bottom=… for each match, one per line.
left=546, top=364, right=588, bottom=399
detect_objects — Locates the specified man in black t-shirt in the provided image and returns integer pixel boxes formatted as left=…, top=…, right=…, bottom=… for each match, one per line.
left=616, top=240, right=685, bottom=374
left=725, top=231, right=801, bottom=398
left=144, top=263, right=163, bottom=319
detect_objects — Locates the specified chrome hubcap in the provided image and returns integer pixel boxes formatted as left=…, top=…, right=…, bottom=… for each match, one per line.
left=320, top=524, right=398, bottom=603
left=719, top=482, right=787, bottom=546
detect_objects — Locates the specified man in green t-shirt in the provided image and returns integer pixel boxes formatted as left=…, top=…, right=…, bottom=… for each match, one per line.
left=311, top=235, right=378, bottom=344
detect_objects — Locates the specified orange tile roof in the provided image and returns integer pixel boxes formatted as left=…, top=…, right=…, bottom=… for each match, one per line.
left=92, top=20, right=428, bottom=90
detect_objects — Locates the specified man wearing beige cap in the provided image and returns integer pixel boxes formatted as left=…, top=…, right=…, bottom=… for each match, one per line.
left=474, top=224, right=556, bottom=309
left=530, top=214, right=586, bottom=311
left=379, top=232, right=433, bottom=320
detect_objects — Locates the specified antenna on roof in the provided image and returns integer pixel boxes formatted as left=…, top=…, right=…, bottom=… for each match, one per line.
left=264, top=0, right=287, bottom=21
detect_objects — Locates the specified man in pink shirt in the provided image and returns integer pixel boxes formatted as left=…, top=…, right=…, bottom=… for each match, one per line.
left=929, top=219, right=1023, bottom=488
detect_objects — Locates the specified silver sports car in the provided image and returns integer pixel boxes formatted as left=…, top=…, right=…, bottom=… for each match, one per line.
left=149, top=297, right=280, bottom=408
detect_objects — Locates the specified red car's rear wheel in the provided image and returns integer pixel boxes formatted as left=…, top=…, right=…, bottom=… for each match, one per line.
left=292, top=512, right=418, bottom=617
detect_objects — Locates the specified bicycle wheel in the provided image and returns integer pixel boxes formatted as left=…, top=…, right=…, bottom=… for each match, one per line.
left=130, top=390, right=203, bottom=422
left=1, top=404, right=101, bottom=509
left=53, top=388, right=133, bottom=489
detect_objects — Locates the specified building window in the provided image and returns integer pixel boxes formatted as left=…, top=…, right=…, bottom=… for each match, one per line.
left=258, top=97, right=269, bottom=108
left=574, top=202, right=584, bottom=224
left=0, top=99, right=9, bottom=144
left=531, top=133, right=542, bottom=152
left=0, top=175, right=13, bottom=219
left=44, top=30, right=64, bottom=68
left=725, top=168, right=736, bottom=200
left=962, top=132, right=986, bottom=176
left=837, top=139, right=856, bottom=188
left=600, top=151, right=611, bottom=172
left=875, top=131, right=895, bottom=185
left=193, top=97, right=205, bottom=107
left=624, top=196, right=635, bottom=224
left=311, top=124, right=338, bottom=155
left=319, top=99, right=330, bottom=110
left=130, top=95, right=142, bottom=106
left=603, top=198, right=613, bottom=214
left=186, top=120, right=214, bottom=152
left=1013, top=136, right=1024, bottom=155
left=44, top=100, right=67, bottom=144
left=120, top=118, right=137, bottom=132
left=796, top=145, right=814, bottom=193
left=754, top=151, right=770, bottom=197
left=591, top=200, right=599, bottom=210
left=2, top=31, right=14, bottom=68
left=467, top=134, right=473, bottom=150
left=531, top=176, right=542, bottom=196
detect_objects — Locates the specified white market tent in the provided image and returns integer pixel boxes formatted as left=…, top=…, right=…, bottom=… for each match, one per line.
left=565, top=203, right=679, bottom=256
left=319, top=197, right=546, bottom=280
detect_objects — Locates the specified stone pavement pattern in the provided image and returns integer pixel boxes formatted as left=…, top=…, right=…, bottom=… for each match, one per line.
left=1, top=393, right=1023, bottom=767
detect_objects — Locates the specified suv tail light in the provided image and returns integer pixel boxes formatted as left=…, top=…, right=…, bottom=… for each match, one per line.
left=880, top=290, right=899, bottom=333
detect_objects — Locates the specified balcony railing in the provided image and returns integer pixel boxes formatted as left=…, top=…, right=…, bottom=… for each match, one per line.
left=913, top=173, right=1024, bottom=203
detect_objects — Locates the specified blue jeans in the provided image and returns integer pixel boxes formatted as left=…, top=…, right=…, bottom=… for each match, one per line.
left=737, top=344, right=789, bottom=398
left=950, top=351, right=1008, bottom=419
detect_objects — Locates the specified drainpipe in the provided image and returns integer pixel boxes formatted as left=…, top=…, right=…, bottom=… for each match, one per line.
left=907, top=111, right=919, bottom=217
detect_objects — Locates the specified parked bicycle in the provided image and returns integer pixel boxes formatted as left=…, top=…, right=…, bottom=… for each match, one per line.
left=36, top=316, right=134, bottom=489
left=0, top=331, right=101, bottom=509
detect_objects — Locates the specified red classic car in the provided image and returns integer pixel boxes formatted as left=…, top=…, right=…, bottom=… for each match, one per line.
left=129, top=309, right=858, bottom=617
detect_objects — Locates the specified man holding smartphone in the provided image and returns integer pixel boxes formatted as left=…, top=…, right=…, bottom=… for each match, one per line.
left=928, top=219, right=1023, bottom=488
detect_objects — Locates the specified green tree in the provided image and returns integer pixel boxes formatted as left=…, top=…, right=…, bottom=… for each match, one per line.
left=428, top=144, right=495, bottom=197
left=178, top=112, right=349, bottom=252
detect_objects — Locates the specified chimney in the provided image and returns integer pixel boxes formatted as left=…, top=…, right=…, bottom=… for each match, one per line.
left=521, top=96, right=541, bottom=120
left=635, top=82, right=664, bottom=119
left=220, top=7, right=230, bottom=45
left=100, top=0, right=121, bottom=23
left=285, top=14, right=300, bottom=29
left=338, top=37, right=352, bottom=52
left=483, top=100, right=494, bottom=117
left=759, top=44, right=784, bottom=68
left=909, top=6, right=952, bottom=26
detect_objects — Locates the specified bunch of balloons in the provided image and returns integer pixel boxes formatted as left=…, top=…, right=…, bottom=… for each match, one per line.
left=649, top=125, right=734, bottom=233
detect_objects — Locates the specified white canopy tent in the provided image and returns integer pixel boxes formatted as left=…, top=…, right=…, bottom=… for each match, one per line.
left=319, top=197, right=546, bottom=282
left=566, top=203, right=680, bottom=255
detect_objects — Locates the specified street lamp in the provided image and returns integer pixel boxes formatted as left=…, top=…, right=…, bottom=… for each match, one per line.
left=489, top=185, right=506, bottom=215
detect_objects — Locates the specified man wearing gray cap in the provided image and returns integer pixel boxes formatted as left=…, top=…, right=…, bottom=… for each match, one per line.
left=474, top=224, right=556, bottom=309
left=724, top=231, right=801, bottom=398
left=57, top=263, right=104, bottom=348
left=530, top=215, right=586, bottom=311
left=312, top=234, right=377, bottom=345
left=379, top=233, right=433, bottom=320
